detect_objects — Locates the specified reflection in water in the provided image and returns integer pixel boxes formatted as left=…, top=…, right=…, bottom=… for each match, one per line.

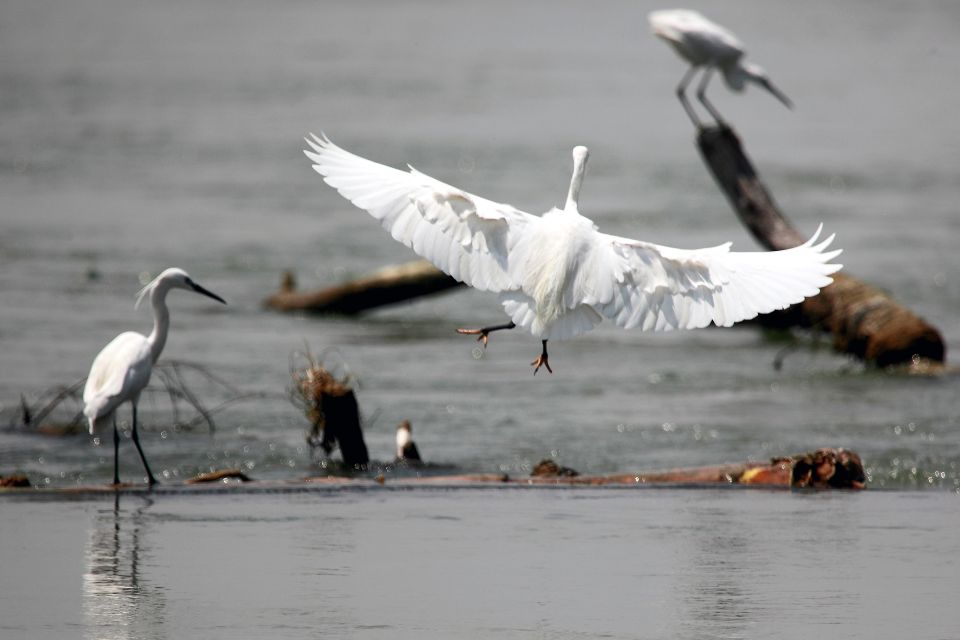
left=83, top=494, right=166, bottom=640
left=673, top=504, right=752, bottom=639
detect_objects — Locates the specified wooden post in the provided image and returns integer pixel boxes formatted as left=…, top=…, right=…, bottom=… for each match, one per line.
left=697, top=125, right=946, bottom=369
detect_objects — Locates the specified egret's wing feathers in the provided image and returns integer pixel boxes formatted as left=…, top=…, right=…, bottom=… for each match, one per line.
left=304, top=133, right=539, bottom=293
left=595, top=226, right=841, bottom=331
left=649, top=9, right=745, bottom=64
left=83, top=332, right=153, bottom=432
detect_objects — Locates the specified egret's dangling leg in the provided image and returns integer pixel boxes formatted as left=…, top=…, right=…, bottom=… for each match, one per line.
left=675, top=66, right=703, bottom=128
left=696, top=68, right=726, bottom=126
left=112, top=415, right=121, bottom=486
left=129, top=404, right=158, bottom=486
left=531, top=340, right=552, bottom=375
left=457, top=321, right=516, bottom=348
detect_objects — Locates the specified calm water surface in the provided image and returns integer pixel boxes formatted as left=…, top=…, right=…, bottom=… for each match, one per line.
left=2, top=488, right=959, bottom=640
left=1, top=0, right=958, bottom=636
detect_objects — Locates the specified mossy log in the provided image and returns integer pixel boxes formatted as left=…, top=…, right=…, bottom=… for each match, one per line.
left=697, top=125, right=945, bottom=369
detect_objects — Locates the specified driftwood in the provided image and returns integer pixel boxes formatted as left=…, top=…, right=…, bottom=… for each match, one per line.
left=526, top=448, right=864, bottom=489
left=185, top=468, right=252, bottom=484
left=265, top=261, right=461, bottom=314
left=0, top=448, right=865, bottom=494
left=697, top=125, right=946, bottom=369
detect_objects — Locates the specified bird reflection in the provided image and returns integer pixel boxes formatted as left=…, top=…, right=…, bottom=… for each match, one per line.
left=83, top=494, right=166, bottom=640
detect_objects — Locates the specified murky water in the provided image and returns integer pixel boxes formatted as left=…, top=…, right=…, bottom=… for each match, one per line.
left=1, top=0, right=959, bottom=635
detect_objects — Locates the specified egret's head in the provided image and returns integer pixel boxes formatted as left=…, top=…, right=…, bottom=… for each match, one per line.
left=572, top=145, right=589, bottom=166
left=135, top=268, right=227, bottom=308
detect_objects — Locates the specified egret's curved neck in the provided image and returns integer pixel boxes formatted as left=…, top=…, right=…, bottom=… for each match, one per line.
left=146, top=285, right=171, bottom=364
left=564, top=148, right=589, bottom=212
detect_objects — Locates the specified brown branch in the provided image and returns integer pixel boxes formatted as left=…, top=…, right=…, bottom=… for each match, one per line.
left=697, top=125, right=946, bottom=369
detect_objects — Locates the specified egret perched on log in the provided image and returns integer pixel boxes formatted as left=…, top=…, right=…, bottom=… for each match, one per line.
left=83, top=268, right=226, bottom=486
left=649, top=9, right=792, bottom=127
left=304, top=134, right=840, bottom=374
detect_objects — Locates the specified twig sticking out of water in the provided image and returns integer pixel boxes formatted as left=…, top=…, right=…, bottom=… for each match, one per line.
left=6, top=360, right=272, bottom=435
left=290, top=345, right=369, bottom=469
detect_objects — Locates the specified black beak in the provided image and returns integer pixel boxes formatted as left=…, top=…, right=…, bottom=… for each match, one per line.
left=189, top=280, right=227, bottom=305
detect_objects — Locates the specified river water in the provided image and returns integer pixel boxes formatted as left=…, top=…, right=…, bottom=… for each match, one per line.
left=1, top=0, right=958, bottom=636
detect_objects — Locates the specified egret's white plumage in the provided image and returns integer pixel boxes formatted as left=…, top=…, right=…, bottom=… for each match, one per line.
left=304, top=134, right=841, bottom=372
left=83, top=268, right=226, bottom=485
left=649, top=9, right=792, bottom=126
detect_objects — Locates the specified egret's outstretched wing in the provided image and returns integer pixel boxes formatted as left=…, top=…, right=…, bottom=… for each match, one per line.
left=83, top=332, right=152, bottom=431
left=304, top=133, right=540, bottom=293
left=596, top=226, right=841, bottom=331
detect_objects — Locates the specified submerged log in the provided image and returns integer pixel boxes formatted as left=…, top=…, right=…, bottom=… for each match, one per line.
left=265, top=261, right=461, bottom=314
left=697, top=125, right=946, bottom=369
left=0, top=448, right=865, bottom=494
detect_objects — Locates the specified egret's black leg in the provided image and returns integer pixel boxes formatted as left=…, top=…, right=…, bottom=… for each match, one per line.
left=130, top=404, right=158, bottom=487
left=676, top=65, right=703, bottom=128
left=696, top=67, right=726, bottom=126
left=531, top=340, right=552, bottom=375
left=112, top=415, right=120, bottom=486
left=456, top=321, right=516, bottom=347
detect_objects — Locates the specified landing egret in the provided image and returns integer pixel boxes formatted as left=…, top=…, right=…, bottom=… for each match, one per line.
left=649, top=9, right=792, bottom=127
left=83, top=268, right=226, bottom=486
left=304, top=134, right=841, bottom=374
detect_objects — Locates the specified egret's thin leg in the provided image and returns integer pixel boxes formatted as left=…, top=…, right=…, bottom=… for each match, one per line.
left=531, top=340, right=552, bottom=375
left=675, top=66, right=703, bottom=128
left=456, top=321, right=516, bottom=348
left=130, top=404, right=158, bottom=486
left=112, top=414, right=120, bottom=486
left=696, top=68, right=726, bottom=126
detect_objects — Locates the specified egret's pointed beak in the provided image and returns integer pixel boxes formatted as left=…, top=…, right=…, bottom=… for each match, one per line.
left=761, top=77, right=793, bottom=110
left=189, top=281, right=227, bottom=305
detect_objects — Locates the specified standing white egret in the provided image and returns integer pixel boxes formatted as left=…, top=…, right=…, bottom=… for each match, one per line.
left=83, top=268, right=226, bottom=486
left=649, top=9, right=792, bottom=127
left=304, top=134, right=840, bottom=374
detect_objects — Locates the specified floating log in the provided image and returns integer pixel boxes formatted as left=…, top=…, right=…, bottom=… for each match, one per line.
left=265, top=261, right=461, bottom=314
left=697, top=125, right=946, bottom=369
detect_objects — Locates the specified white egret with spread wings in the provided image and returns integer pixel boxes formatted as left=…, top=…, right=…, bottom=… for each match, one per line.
left=304, top=134, right=840, bottom=374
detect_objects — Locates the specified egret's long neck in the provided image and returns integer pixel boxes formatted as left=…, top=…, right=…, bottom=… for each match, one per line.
left=564, top=146, right=589, bottom=212
left=147, top=285, right=171, bottom=364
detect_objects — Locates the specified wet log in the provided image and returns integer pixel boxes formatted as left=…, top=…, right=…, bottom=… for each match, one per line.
left=697, top=125, right=946, bottom=369
left=524, top=448, right=864, bottom=489
left=0, top=474, right=31, bottom=488
left=265, top=260, right=461, bottom=314
left=186, top=469, right=252, bottom=484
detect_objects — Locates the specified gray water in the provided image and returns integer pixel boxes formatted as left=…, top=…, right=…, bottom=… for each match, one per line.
left=1, top=0, right=959, bottom=636
left=2, top=488, right=960, bottom=640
